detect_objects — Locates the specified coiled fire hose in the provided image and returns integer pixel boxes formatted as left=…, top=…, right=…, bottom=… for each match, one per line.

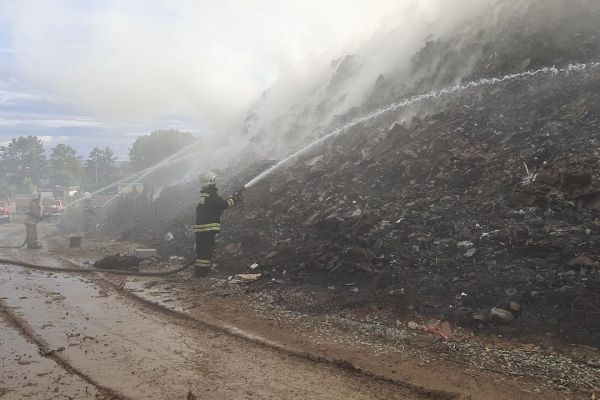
left=0, top=257, right=193, bottom=276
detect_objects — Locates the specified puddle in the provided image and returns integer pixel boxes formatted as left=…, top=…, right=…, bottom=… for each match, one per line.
left=0, top=265, right=420, bottom=399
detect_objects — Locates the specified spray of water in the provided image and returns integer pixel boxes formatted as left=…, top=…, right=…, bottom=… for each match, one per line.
left=66, top=140, right=201, bottom=208
left=101, top=192, right=121, bottom=208
left=244, top=62, right=600, bottom=189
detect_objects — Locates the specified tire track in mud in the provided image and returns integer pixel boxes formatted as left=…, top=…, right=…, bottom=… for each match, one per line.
left=54, top=256, right=462, bottom=400
left=0, top=298, right=131, bottom=400
left=1, top=226, right=462, bottom=399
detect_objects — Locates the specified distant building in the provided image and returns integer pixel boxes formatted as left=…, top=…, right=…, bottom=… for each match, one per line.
left=38, top=189, right=54, bottom=200
left=54, top=185, right=80, bottom=199
left=14, top=193, right=36, bottom=213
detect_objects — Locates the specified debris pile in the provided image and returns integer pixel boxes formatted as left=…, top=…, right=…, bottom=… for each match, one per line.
left=132, top=69, right=600, bottom=344
left=213, top=68, right=600, bottom=345
left=113, top=5, right=600, bottom=344
left=94, top=254, right=142, bottom=270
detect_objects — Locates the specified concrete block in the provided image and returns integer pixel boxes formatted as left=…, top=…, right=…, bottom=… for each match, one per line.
left=134, top=248, right=157, bottom=258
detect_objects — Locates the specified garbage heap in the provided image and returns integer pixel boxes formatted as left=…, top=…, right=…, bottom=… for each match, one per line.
left=214, top=68, right=600, bottom=345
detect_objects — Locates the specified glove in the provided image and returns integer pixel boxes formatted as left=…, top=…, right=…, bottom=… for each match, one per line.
left=232, top=189, right=244, bottom=205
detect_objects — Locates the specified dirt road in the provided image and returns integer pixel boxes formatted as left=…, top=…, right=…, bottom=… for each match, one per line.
left=0, top=309, right=99, bottom=400
left=0, top=223, right=441, bottom=399
left=1, top=220, right=598, bottom=400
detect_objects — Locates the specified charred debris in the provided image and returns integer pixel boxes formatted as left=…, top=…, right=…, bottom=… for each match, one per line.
left=95, top=66, right=600, bottom=346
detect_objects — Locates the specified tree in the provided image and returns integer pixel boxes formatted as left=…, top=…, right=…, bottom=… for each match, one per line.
left=0, top=136, right=46, bottom=184
left=128, top=130, right=196, bottom=172
left=21, top=176, right=37, bottom=194
left=86, top=147, right=118, bottom=187
left=49, top=144, right=84, bottom=186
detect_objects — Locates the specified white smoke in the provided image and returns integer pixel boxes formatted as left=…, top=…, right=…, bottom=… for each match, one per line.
left=3, top=0, right=598, bottom=188
left=234, top=0, right=600, bottom=163
left=2, top=0, right=408, bottom=126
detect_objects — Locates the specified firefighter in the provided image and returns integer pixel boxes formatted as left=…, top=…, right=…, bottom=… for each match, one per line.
left=24, top=193, right=43, bottom=249
left=193, top=172, right=242, bottom=278
left=82, top=192, right=96, bottom=233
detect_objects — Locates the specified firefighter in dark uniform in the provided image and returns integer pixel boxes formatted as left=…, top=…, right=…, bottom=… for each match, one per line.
left=81, top=193, right=96, bottom=233
left=193, top=172, right=242, bottom=278
left=24, top=193, right=43, bottom=249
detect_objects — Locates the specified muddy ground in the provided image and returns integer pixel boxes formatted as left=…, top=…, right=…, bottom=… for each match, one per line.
left=1, top=220, right=438, bottom=400
left=1, top=219, right=598, bottom=399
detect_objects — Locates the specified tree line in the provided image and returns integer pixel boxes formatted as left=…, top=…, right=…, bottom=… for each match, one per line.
left=0, top=130, right=196, bottom=197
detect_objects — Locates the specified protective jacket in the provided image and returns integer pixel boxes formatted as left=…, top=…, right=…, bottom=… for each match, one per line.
left=24, top=199, right=42, bottom=225
left=194, top=187, right=236, bottom=233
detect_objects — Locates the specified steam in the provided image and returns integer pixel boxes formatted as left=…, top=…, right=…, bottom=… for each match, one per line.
left=244, top=62, right=600, bottom=188
left=3, top=0, right=600, bottom=191
left=235, top=0, right=600, bottom=165
left=3, top=0, right=408, bottom=126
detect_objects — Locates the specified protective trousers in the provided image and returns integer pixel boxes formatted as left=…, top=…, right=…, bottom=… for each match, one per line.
left=25, top=223, right=39, bottom=249
left=195, top=231, right=216, bottom=277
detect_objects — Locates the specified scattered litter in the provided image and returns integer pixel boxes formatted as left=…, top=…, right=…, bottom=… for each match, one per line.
left=421, top=319, right=453, bottom=341
left=521, top=162, right=536, bottom=185
left=350, top=209, right=362, bottom=217
left=407, top=321, right=419, bottom=330
left=134, top=248, right=158, bottom=259
left=271, top=278, right=292, bottom=284
left=509, top=301, right=521, bottom=313
left=228, top=273, right=262, bottom=284
left=378, top=220, right=393, bottom=229
left=568, top=255, right=595, bottom=267
left=490, top=308, right=515, bottom=324
left=464, top=248, right=477, bottom=258
left=481, top=230, right=501, bottom=239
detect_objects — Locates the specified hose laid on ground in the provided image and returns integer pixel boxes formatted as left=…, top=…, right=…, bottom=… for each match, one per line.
left=0, top=257, right=193, bottom=276
left=0, top=238, right=27, bottom=249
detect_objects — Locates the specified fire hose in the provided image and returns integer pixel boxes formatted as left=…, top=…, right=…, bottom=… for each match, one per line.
left=0, top=214, right=52, bottom=249
left=0, top=257, right=193, bottom=277
left=0, top=188, right=244, bottom=274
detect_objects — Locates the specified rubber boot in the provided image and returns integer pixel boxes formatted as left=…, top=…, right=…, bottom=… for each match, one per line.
left=194, top=266, right=209, bottom=278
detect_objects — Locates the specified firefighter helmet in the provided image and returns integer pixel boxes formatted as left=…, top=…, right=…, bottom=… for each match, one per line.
left=199, top=172, right=218, bottom=188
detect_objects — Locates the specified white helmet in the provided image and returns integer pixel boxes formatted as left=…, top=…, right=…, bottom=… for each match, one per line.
left=199, top=172, right=218, bottom=188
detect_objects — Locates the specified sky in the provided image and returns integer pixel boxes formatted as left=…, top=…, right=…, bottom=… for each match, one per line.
left=0, top=0, right=409, bottom=159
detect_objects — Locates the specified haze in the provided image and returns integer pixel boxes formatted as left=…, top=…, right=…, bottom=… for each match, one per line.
left=0, top=0, right=487, bottom=157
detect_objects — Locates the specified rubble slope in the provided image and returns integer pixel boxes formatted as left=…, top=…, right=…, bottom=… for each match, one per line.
left=213, top=67, right=600, bottom=345
left=124, top=1, right=600, bottom=345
